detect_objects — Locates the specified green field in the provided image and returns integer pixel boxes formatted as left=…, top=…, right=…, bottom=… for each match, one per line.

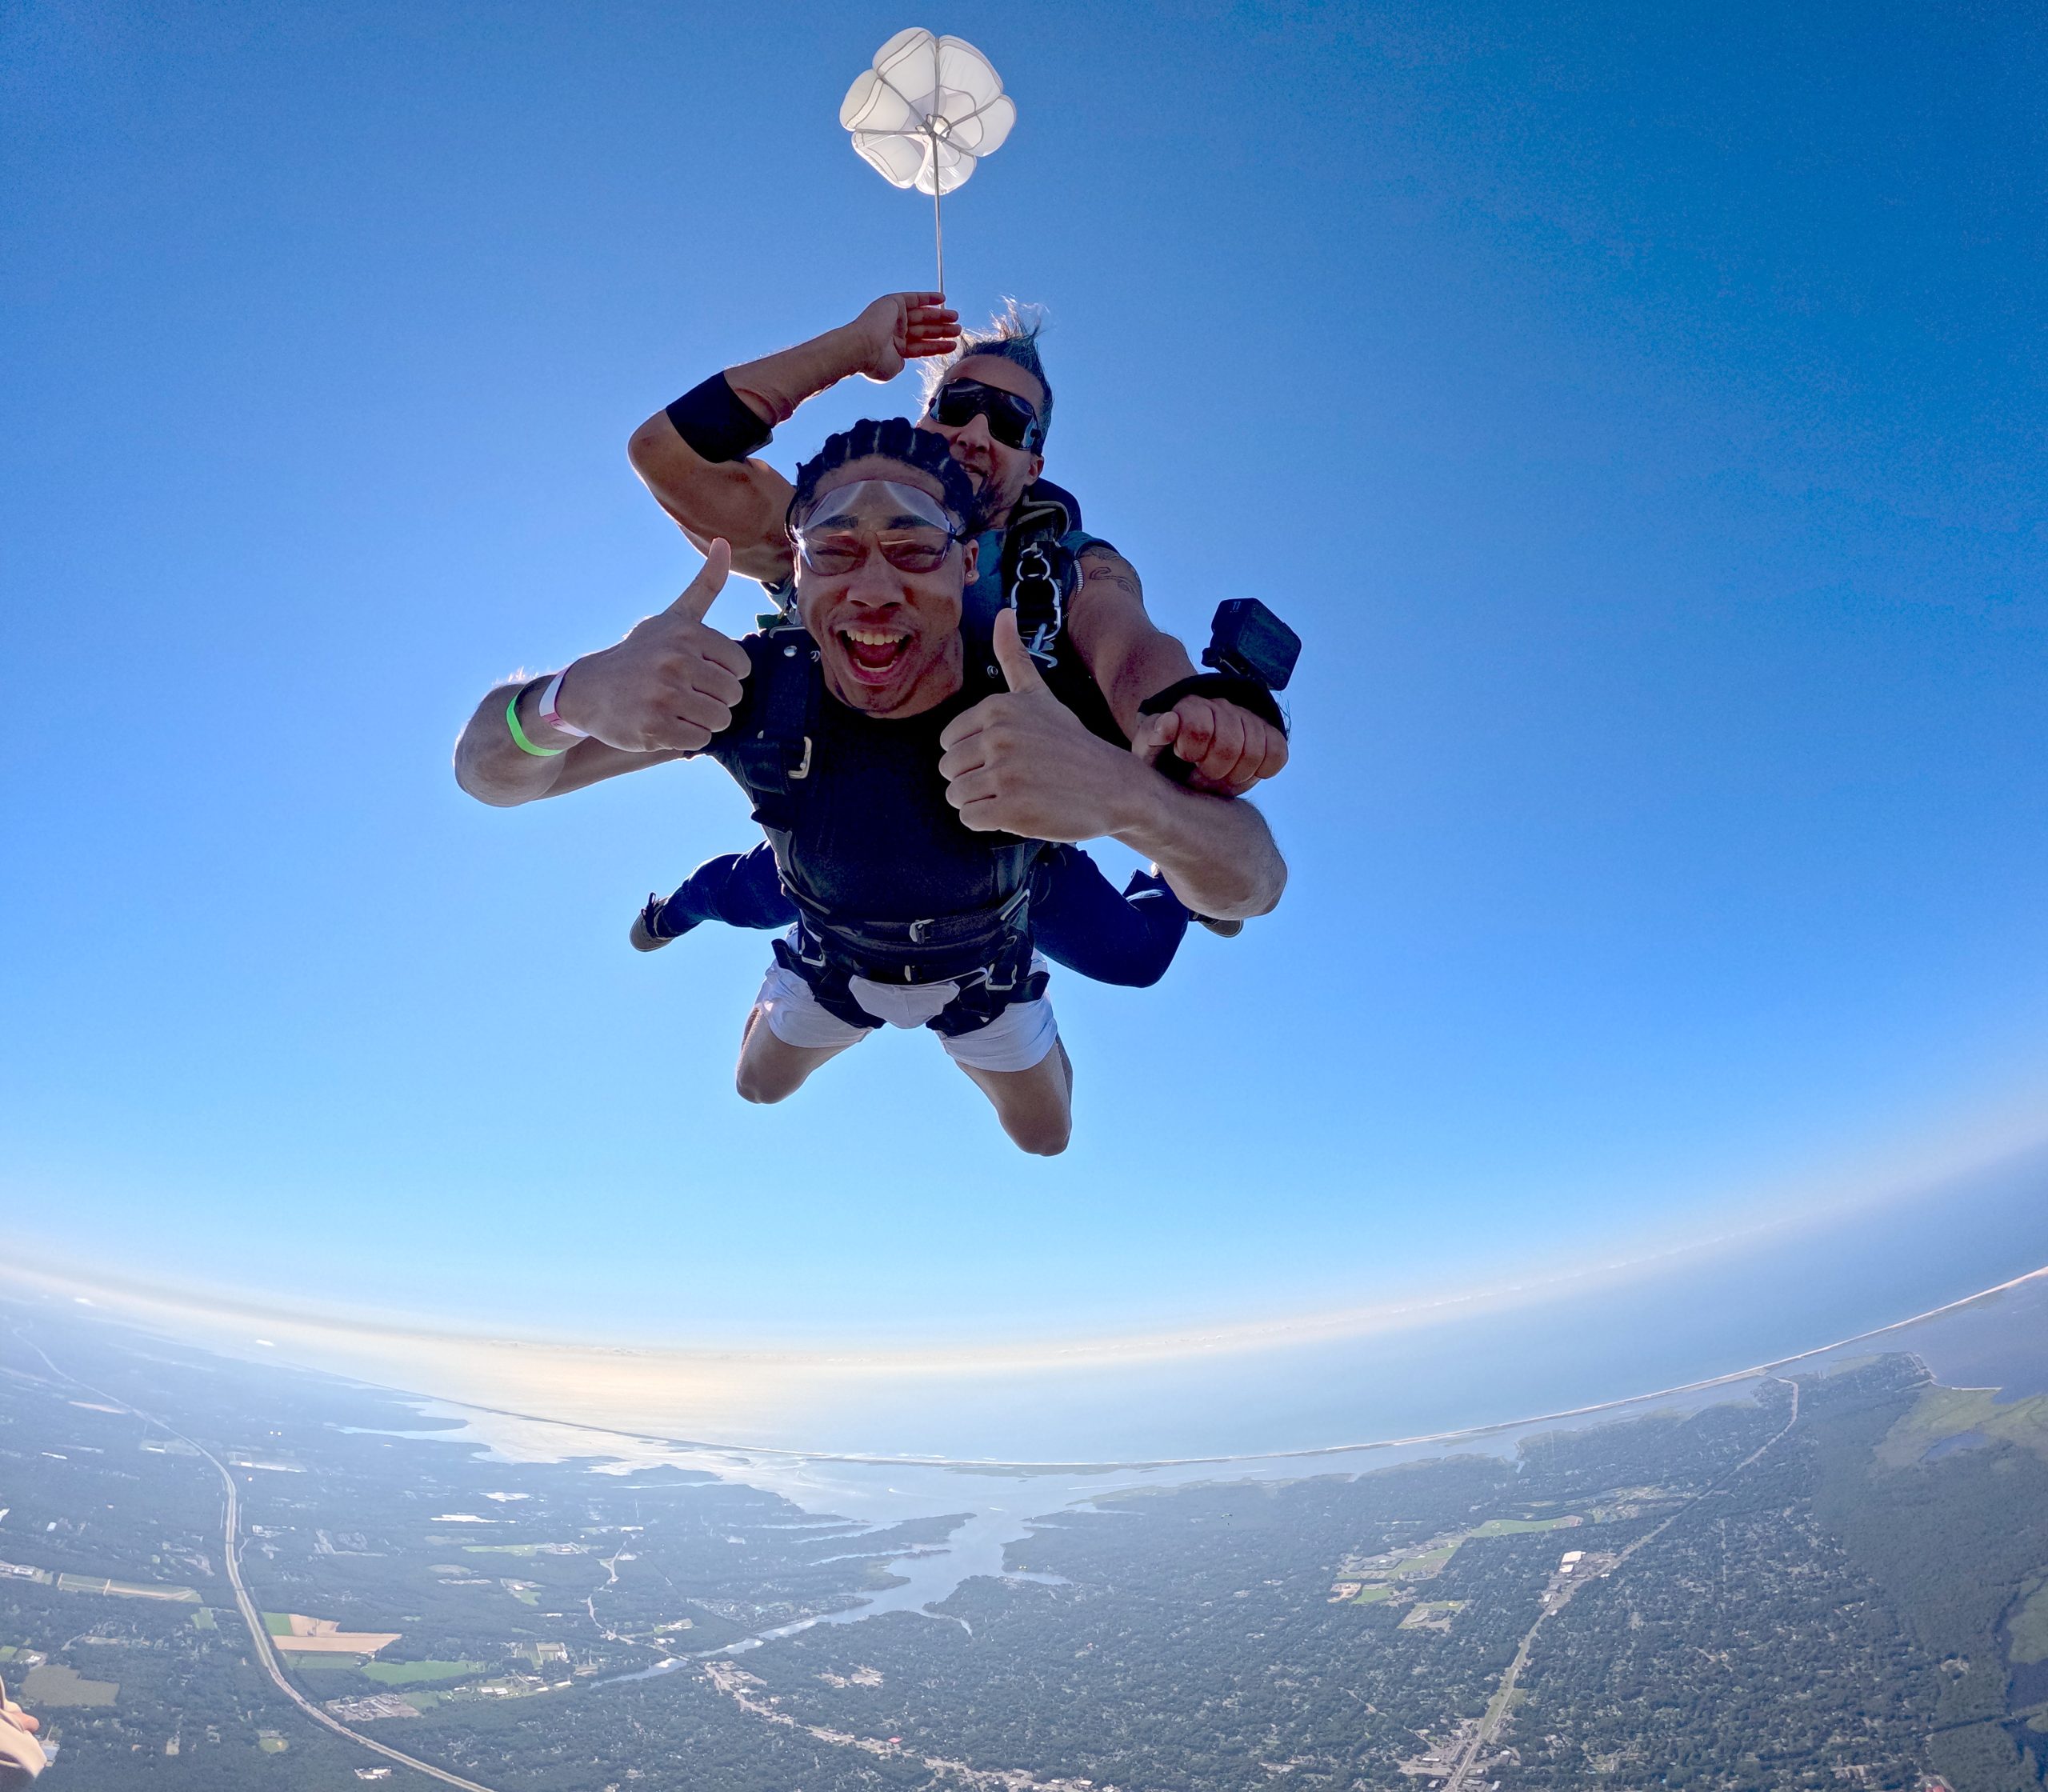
left=362, top=1659, right=484, bottom=1686
left=190, top=1606, right=217, bottom=1631
left=1875, top=1385, right=2048, bottom=1470
left=1342, top=1514, right=1590, bottom=1606
left=1470, top=1516, right=1582, bottom=1538
left=262, top=1612, right=293, bottom=1636
left=2009, top=1576, right=2048, bottom=1666
left=21, top=1664, right=118, bottom=1708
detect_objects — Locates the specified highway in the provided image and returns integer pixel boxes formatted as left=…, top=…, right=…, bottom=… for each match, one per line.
left=14, top=1327, right=502, bottom=1792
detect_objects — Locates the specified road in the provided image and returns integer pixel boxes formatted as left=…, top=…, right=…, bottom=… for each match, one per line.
left=1440, top=1376, right=1804, bottom=1791
left=13, top=1326, right=502, bottom=1792
left=585, top=1546, right=627, bottom=1640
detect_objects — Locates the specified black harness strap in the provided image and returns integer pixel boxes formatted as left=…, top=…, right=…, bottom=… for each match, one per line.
left=998, top=491, right=1128, bottom=750
left=734, top=614, right=1047, bottom=982
left=730, top=628, right=818, bottom=834
left=1006, top=494, right=1074, bottom=670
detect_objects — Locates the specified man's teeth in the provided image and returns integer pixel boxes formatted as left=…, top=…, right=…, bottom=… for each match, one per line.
left=843, top=628, right=907, bottom=646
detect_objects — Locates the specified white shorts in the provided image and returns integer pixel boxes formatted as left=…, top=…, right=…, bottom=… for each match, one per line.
left=753, top=958, right=1059, bottom=1074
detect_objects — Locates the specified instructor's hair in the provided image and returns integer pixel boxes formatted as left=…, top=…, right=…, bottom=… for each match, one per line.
left=920, top=298, right=1054, bottom=442
left=787, top=418, right=986, bottom=538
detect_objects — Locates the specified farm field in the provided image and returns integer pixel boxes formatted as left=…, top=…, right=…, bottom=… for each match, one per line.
left=21, top=1664, right=117, bottom=1708
left=362, top=1659, right=483, bottom=1686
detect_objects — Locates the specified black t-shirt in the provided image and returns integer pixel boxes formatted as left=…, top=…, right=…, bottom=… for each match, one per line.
left=702, top=635, right=1018, bottom=926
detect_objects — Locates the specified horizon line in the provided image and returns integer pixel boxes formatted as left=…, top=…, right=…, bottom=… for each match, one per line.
left=9, top=1129, right=2047, bottom=1375
left=367, top=1261, right=2047, bottom=1473
left=12, top=1258, right=2040, bottom=1475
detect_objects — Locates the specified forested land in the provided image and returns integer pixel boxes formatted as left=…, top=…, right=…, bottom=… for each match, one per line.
left=9, top=1303, right=2048, bottom=1791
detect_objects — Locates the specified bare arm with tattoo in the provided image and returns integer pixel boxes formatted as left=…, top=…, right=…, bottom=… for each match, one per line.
left=1066, top=545, right=1291, bottom=794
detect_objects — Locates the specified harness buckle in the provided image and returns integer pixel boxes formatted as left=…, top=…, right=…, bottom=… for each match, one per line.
left=790, top=736, right=812, bottom=781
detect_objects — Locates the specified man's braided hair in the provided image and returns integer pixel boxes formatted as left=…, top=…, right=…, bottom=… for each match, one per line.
left=786, top=418, right=985, bottom=540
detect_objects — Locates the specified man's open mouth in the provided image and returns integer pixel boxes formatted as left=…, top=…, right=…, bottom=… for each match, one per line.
left=838, top=625, right=912, bottom=683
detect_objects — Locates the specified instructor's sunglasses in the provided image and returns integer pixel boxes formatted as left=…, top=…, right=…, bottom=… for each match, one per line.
left=926, top=378, right=1045, bottom=453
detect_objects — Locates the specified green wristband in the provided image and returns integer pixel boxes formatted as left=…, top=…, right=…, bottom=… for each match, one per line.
left=506, top=686, right=568, bottom=757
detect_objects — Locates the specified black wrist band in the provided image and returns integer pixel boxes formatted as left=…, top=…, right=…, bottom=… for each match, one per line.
left=1137, top=673, right=1288, bottom=736
left=666, top=373, right=774, bottom=463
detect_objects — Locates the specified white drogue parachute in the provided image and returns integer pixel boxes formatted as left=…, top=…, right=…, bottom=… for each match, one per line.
left=840, top=27, right=1016, bottom=290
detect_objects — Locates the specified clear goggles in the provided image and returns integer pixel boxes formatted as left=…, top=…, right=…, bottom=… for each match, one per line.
left=790, top=480, right=965, bottom=576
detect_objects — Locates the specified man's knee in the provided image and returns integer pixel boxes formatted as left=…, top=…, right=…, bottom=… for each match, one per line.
left=735, top=1005, right=798, bottom=1103
left=1011, top=1114, right=1071, bottom=1156
left=978, top=1049, right=1072, bottom=1156
left=734, top=1065, right=793, bottom=1105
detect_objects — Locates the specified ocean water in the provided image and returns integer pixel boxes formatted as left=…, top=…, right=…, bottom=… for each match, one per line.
left=413, top=1262, right=2048, bottom=1642
left=662, top=1145, right=2048, bottom=1462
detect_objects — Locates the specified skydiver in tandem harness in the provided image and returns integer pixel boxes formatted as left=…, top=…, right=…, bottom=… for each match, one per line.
left=453, top=421, right=1286, bottom=1153
left=618, top=294, right=1298, bottom=985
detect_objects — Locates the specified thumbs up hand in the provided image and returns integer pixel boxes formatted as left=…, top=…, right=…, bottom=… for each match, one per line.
left=988, top=601, right=1050, bottom=698
left=548, top=539, right=752, bottom=754
left=939, top=609, right=1149, bottom=841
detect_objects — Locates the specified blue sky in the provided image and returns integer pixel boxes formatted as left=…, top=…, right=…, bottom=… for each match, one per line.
left=5, top=0, right=2046, bottom=1350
